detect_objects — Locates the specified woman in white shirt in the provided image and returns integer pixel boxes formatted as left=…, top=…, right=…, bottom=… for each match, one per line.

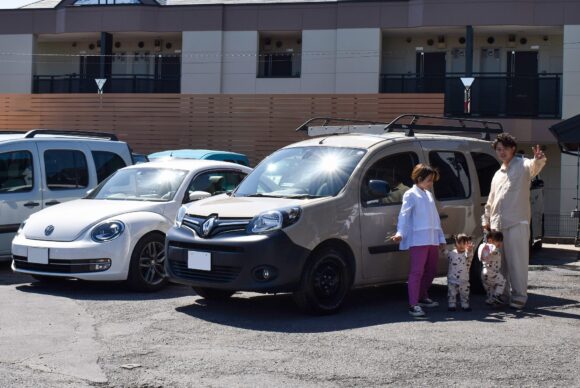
left=393, top=164, right=446, bottom=317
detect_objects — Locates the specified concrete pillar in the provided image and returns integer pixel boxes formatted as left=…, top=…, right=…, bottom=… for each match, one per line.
left=181, top=31, right=223, bottom=94
left=0, top=34, right=34, bottom=93
left=560, top=25, right=580, bottom=217
left=221, top=31, right=258, bottom=93
left=335, top=28, right=381, bottom=93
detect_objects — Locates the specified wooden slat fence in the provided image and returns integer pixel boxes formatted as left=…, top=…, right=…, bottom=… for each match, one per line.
left=0, top=94, right=444, bottom=165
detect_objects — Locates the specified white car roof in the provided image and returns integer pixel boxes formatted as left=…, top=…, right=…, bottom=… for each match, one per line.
left=124, top=158, right=253, bottom=173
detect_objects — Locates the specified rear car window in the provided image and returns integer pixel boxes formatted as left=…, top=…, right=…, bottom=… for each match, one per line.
left=429, top=151, right=471, bottom=201
left=92, top=151, right=127, bottom=183
left=471, top=152, right=500, bottom=197
left=44, top=149, right=89, bottom=190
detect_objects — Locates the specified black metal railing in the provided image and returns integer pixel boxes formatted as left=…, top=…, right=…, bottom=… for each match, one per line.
left=379, top=72, right=561, bottom=118
left=544, top=213, right=579, bottom=238
left=257, top=53, right=301, bottom=78
left=33, top=74, right=181, bottom=93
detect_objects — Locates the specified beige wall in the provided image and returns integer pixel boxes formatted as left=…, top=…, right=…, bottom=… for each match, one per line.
left=0, top=34, right=34, bottom=93
left=381, top=32, right=563, bottom=74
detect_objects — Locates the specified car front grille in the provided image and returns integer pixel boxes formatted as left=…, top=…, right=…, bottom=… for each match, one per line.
left=168, top=259, right=241, bottom=283
left=182, top=214, right=251, bottom=238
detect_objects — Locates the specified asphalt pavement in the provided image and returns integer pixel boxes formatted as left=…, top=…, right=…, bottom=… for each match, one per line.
left=0, top=243, right=578, bottom=387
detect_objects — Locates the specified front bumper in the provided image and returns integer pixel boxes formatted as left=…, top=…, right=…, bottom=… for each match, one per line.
left=165, top=226, right=311, bottom=293
left=11, top=234, right=131, bottom=281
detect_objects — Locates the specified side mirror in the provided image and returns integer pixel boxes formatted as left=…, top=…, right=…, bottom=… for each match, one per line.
left=368, top=180, right=390, bottom=199
left=184, top=190, right=211, bottom=203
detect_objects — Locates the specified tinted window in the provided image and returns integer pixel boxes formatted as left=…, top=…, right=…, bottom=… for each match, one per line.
left=361, top=152, right=418, bottom=206
left=429, top=151, right=471, bottom=200
left=189, top=171, right=247, bottom=196
left=471, top=152, right=500, bottom=197
left=0, top=151, right=33, bottom=193
left=92, top=151, right=127, bottom=183
left=44, top=150, right=89, bottom=190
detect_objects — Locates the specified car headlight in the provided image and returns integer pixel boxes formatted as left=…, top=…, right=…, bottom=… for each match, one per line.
left=16, top=220, right=27, bottom=236
left=247, top=207, right=301, bottom=234
left=91, top=220, right=125, bottom=242
left=175, top=205, right=188, bottom=228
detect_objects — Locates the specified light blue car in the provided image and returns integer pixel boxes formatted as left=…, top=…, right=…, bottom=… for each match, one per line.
left=148, top=149, right=250, bottom=167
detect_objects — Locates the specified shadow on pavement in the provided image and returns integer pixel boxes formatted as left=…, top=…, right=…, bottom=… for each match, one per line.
left=175, top=283, right=580, bottom=333
left=531, top=245, right=579, bottom=267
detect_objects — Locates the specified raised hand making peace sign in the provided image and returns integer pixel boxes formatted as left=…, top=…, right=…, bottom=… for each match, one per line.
left=532, top=144, right=545, bottom=160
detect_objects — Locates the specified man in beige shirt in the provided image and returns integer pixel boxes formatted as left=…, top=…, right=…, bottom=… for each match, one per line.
left=483, top=133, right=547, bottom=310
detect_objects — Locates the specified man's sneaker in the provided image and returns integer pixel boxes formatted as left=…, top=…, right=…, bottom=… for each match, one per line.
left=509, top=301, right=525, bottom=310
left=418, top=298, right=439, bottom=308
left=409, top=305, right=426, bottom=317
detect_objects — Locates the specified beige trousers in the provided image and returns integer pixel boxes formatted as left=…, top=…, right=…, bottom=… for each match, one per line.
left=500, top=223, right=530, bottom=305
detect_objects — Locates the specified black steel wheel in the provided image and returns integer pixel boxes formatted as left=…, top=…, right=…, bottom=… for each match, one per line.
left=293, top=246, right=351, bottom=315
left=193, top=287, right=235, bottom=300
left=127, top=232, right=168, bottom=292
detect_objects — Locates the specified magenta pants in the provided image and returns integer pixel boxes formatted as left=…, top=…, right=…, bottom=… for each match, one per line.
left=408, top=245, right=439, bottom=306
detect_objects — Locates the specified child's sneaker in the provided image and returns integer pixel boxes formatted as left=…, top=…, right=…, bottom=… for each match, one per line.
left=485, top=297, right=494, bottom=306
left=418, top=298, right=439, bottom=308
left=492, top=295, right=507, bottom=306
left=409, top=305, right=426, bottom=317
left=461, top=306, right=472, bottom=312
left=448, top=305, right=457, bottom=312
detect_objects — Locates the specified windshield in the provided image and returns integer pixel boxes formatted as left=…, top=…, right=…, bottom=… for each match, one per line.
left=87, top=168, right=187, bottom=202
left=235, top=147, right=366, bottom=198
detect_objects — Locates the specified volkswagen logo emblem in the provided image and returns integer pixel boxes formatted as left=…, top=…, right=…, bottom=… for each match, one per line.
left=201, top=215, right=217, bottom=237
left=44, top=225, right=55, bottom=236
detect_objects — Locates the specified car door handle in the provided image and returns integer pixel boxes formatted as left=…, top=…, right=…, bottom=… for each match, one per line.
left=45, top=200, right=60, bottom=206
left=23, top=201, right=40, bottom=208
left=439, top=214, right=448, bottom=219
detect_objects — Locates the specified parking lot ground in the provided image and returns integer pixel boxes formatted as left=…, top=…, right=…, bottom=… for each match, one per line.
left=0, top=243, right=578, bottom=387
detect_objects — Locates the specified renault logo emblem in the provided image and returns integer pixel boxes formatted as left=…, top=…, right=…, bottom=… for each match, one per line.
left=201, top=216, right=217, bottom=237
left=44, top=225, right=55, bottom=236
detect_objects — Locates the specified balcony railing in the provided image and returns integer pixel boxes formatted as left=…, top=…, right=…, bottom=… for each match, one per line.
left=33, top=74, right=181, bottom=94
left=257, top=53, right=301, bottom=78
left=379, top=72, right=561, bottom=118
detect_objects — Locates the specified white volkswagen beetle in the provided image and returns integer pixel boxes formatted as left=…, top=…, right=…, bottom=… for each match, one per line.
left=11, top=159, right=252, bottom=291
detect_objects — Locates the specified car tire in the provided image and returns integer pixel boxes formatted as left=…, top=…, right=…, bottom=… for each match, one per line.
left=293, top=246, right=351, bottom=315
left=127, top=232, right=168, bottom=292
left=192, top=287, right=235, bottom=300
left=469, top=241, right=485, bottom=295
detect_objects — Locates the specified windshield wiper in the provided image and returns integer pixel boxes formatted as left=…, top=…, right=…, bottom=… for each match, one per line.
left=243, top=193, right=285, bottom=198
left=283, top=194, right=326, bottom=199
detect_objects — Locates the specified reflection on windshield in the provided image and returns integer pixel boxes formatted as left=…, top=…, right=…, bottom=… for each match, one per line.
left=235, top=147, right=366, bottom=198
left=87, top=168, right=187, bottom=202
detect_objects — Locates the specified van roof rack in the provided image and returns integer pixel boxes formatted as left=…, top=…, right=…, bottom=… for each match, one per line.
left=24, top=129, right=119, bottom=141
left=296, top=115, right=503, bottom=140
left=385, top=114, right=503, bottom=140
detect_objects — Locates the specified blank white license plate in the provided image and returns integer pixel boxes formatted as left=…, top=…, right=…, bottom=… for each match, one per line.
left=28, top=247, right=49, bottom=265
left=187, top=250, right=211, bottom=271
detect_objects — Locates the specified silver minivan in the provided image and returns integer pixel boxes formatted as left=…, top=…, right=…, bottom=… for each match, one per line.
left=165, top=116, right=523, bottom=314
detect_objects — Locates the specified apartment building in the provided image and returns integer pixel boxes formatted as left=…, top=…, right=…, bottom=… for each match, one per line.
left=1, top=0, right=579, bottom=229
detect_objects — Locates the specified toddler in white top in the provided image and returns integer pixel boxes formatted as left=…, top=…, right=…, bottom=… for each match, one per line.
left=478, top=230, right=506, bottom=305
left=447, top=234, right=474, bottom=311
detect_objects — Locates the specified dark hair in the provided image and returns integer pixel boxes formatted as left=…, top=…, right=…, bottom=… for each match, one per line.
left=411, top=163, right=439, bottom=184
left=454, top=233, right=472, bottom=245
left=492, top=133, right=517, bottom=150
left=487, top=230, right=504, bottom=242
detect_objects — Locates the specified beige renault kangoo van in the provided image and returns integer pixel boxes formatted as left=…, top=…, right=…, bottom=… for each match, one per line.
left=166, top=116, right=507, bottom=314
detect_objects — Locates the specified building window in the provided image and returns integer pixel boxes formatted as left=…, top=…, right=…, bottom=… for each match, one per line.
left=74, top=0, right=141, bottom=5
left=258, top=32, right=302, bottom=78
